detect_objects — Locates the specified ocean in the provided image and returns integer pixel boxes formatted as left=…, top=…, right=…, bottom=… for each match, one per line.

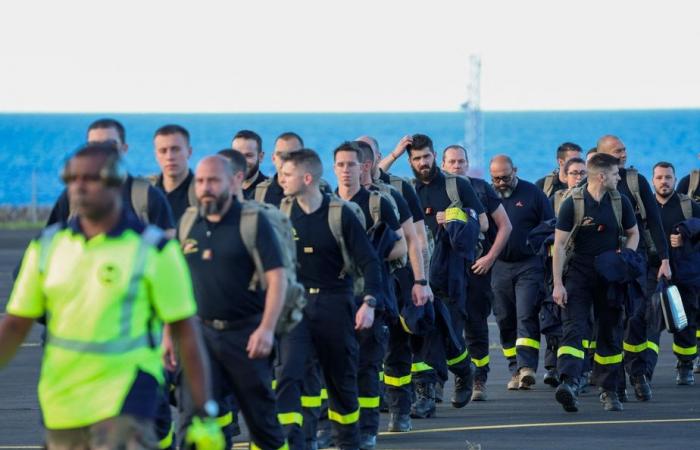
left=1, top=110, right=699, bottom=206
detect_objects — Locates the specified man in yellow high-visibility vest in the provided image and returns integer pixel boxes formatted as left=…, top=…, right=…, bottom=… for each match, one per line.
left=0, top=142, right=222, bottom=450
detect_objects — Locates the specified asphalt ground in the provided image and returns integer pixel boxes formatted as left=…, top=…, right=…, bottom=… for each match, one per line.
left=1, top=229, right=699, bottom=449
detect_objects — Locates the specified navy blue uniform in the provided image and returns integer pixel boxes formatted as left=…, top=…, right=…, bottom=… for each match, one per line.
left=243, top=170, right=269, bottom=200
left=276, top=194, right=381, bottom=450
left=378, top=170, right=425, bottom=223
left=464, top=177, right=502, bottom=381
left=154, top=171, right=194, bottom=221
left=491, top=179, right=553, bottom=373
left=179, top=199, right=287, bottom=450
left=413, top=170, right=484, bottom=386
left=47, top=175, right=175, bottom=230
left=556, top=190, right=637, bottom=391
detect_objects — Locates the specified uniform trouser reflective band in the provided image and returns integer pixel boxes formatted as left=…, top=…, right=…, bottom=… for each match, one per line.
left=301, top=395, right=323, bottom=408
left=46, top=333, right=153, bottom=353
left=647, top=341, right=659, bottom=354
left=516, top=337, right=541, bottom=350
left=557, top=346, right=585, bottom=359
left=158, top=424, right=174, bottom=449
left=589, top=341, right=597, bottom=349
left=278, top=412, right=303, bottom=426
left=384, top=374, right=412, bottom=387
left=328, top=408, right=360, bottom=425
left=696, top=330, right=700, bottom=338
left=272, top=379, right=278, bottom=390
left=582, top=340, right=590, bottom=349
left=358, top=396, right=381, bottom=408
left=251, top=441, right=289, bottom=450
left=623, top=341, right=647, bottom=353
left=216, top=412, right=233, bottom=427
left=379, top=371, right=384, bottom=381
left=673, top=343, right=698, bottom=356
left=320, top=388, right=328, bottom=400
left=594, top=353, right=623, bottom=365
left=399, top=316, right=412, bottom=334
left=502, top=347, right=516, bottom=358
left=471, top=355, right=490, bottom=367
left=447, top=349, right=469, bottom=366
left=411, top=362, right=433, bottom=372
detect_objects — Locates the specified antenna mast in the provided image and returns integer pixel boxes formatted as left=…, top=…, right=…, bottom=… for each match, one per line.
left=462, top=54, right=484, bottom=177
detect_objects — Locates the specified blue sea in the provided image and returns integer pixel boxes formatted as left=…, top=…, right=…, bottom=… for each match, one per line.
left=1, top=110, right=699, bottom=206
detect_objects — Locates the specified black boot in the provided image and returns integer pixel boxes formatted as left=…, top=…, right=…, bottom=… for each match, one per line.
left=630, top=375, right=652, bottom=401
left=543, top=368, right=560, bottom=387
left=452, top=372, right=473, bottom=408
left=316, top=427, right=334, bottom=449
left=410, top=382, right=436, bottom=418
left=677, top=361, right=696, bottom=385
left=554, top=377, right=579, bottom=412
left=600, top=390, right=623, bottom=411
left=387, top=413, right=411, bottom=432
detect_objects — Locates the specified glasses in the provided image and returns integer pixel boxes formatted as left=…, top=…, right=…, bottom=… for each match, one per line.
left=567, top=170, right=587, bottom=177
left=491, top=174, right=513, bottom=183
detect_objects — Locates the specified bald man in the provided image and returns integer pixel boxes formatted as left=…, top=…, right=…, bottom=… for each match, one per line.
left=596, top=135, right=670, bottom=402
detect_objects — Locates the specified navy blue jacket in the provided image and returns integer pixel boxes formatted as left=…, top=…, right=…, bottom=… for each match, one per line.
left=672, top=218, right=700, bottom=288
left=594, top=248, right=646, bottom=311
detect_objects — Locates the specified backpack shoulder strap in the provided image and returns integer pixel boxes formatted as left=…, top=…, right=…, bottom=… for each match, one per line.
left=626, top=167, right=647, bottom=221
left=444, top=173, right=462, bottom=208
left=368, top=190, right=382, bottom=227
left=255, top=179, right=272, bottom=203
left=187, top=177, right=197, bottom=207
left=543, top=172, right=556, bottom=197
left=563, top=186, right=586, bottom=251
left=688, top=170, right=700, bottom=198
left=678, top=193, right=693, bottom=220
left=389, top=174, right=404, bottom=192
left=609, top=189, right=624, bottom=234
left=553, top=189, right=565, bottom=216
left=279, top=196, right=294, bottom=218
left=240, top=203, right=265, bottom=290
left=130, top=178, right=150, bottom=224
left=328, top=198, right=353, bottom=278
left=177, top=206, right=199, bottom=243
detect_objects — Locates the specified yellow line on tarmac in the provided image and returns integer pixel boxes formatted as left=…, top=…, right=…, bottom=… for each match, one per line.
left=0, top=446, right=43, bottom=449
left=378, top=417, right=700, bottom=436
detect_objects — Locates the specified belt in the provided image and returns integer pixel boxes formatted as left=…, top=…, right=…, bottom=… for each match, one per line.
left=201, top=316, right=260, bottom=330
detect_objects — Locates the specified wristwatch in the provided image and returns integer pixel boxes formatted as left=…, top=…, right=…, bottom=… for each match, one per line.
left=363, top=296, right=377, bottom=308
left=414, top=279, right=428, bottom=286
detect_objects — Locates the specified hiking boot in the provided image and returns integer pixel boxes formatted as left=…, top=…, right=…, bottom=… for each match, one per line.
left=518, top=367, right=536, bottom=390
left=507, top=372, right=520, bottom=390
left=359, top=433, right=377, bottom=450
left=555, top=379, right=579, bottom=412
left=387, top=413, right=411, bottom=432
left=630, top=375, right=652, bottom=401
left=677, top=361, right=695, bottom=386
left=452, top=373, right=473, bottom=408
left=410, top=382, right=436, bottom=418
left=471, top=379, right=487, bottom=401
left=434, top=381, right=444, bottom=403
left=543, top=368, right=560, bottom=387
left=600, top=390, right=623, bottom=411
left=316, top=427, right=334, bottom=449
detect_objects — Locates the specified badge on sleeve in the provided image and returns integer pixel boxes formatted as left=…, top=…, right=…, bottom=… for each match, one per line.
left=202, top=249, right=213, bottom=260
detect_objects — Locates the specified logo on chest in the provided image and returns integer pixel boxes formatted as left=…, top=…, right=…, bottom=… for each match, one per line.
left=97, top=263, right=122, bottom=285
left=515, top=201, right=524, bottom=207
left=182, top=238, right=199, bottom=255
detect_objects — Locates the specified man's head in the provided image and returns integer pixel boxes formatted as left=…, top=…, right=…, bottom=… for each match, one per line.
left=333, top=142, right=363, bottom=188
left=596, top=135, right=627, bottom=167
left=556, top=142, right=582, bottom=170
left=217, top=149, right=248, bottom=197
left=231, top=130, right=264, bottom=179
left=652, top=161, right=676, bottom=199
left=442, top=145, right=469, bottom=177
left=489, top=154, right=517, bottom=195
left=586, top=147, right=598, bottom=162
left=87, top=118, right=128, bottom=154
left=154, top=124, right=192, bottom=180
left=272, top=132, right=304, bottom=172
left=587, top=153, right=621, bottom=191
left=279, top=149, right=323, bottom=197
left=355, top=135, right=381, bottom=178
left=194, top=155, right=241, bottom=216
left=408, top=133, right=438, bottom=182
left=63, top=142, right=124, bottom=220
left=563, top=157, right=587, bottom=189
left=354, top=140, right=375, bottom=182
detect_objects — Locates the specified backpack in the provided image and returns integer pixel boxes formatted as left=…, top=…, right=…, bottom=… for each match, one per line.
left=542, top=170, right=559, bottom=198
left=553, top=188, right=572, bottom=216
left=678, top=193, right=693, bottom=220
left=178, top=201, right=307, bottom=335
left=147, top=173, right=197, bottom=209
left=563, top=185, right=624, bottom=268
left=254, top=178, right=273, bottom=203
left=625, top=167, right=657, bottom=255
left=687, top=169, right=700, bottom=202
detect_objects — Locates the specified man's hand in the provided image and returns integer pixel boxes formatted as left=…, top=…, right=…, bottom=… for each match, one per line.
left=355, top=303, right=375, bottom=330
left=161, top=325, right=177, bottom=372
left=657, top=259, right=672, bottom=280
left=411, top=284, right=433, bottom=306
left=391, top=135, right=413, bottom=159
left=670, top=233, right=684, bottom=248
left=246, top=326, right=275, bottom=359
left=553, top=283, right=567, bottom=307
left=472, top=254, right=496, bottom=275
left=436, top=211, right=446, bottom=225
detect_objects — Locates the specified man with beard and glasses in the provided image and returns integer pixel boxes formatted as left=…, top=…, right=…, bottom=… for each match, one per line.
left=174, top=155, right=289, bottom=450
left=489, top=155, right=554, bottom=391
left=406, top=134, right=486, bottom=418
left=648, top=162, right=700, bottom=385
left=232, top=130, right=269, bottom=200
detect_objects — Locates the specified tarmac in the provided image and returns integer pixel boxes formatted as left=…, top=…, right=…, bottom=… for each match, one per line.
left=1, top=229, right=699, bottom=450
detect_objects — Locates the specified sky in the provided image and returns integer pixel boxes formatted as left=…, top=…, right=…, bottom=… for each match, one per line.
left=1, top=0, right=699, bottom=112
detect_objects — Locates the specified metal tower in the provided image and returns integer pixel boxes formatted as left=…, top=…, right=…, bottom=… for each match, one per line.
left=461, top=54, right=484, bottom=177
